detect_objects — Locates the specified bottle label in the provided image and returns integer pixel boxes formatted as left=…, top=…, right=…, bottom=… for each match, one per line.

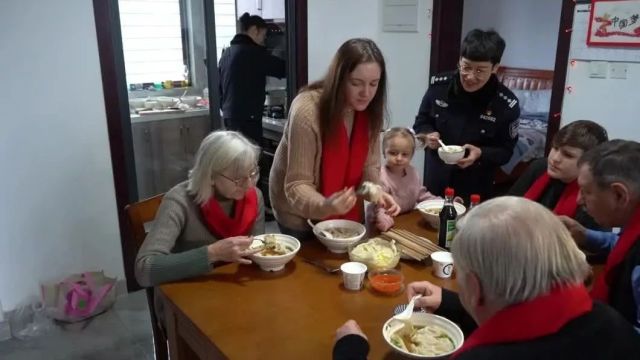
left=445, top=220, right=456, bottom=248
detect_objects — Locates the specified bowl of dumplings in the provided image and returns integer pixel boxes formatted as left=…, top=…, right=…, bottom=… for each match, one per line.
left=248, top=234, right=301, bottom=271
left=309, top=219, right=366, bottom=253
left=383, top=312, right=464, bottom=359
left=437, top=145, right=465, bottom=165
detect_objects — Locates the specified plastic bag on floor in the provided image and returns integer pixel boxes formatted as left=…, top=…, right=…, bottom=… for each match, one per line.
left=10, top=298, right=54, bottom=340
left=41, top=271, right=117, bottom=323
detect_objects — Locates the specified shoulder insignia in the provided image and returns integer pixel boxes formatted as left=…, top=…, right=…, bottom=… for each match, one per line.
left=435, top=99, right=449, bottom=108
left=497, top=91, right=518, bottom=108
left=430, top=75, right=450, bottom=85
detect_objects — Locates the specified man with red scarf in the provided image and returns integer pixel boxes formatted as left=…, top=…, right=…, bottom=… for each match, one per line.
left=332, top=197, right=640, bottom=359
left=560, top=140, right=640, bottom=332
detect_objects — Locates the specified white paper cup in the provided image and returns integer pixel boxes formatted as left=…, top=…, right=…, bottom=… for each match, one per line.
left=340, top=262, right=367, bottom=291
left=431, top=251, right=454, bottom=278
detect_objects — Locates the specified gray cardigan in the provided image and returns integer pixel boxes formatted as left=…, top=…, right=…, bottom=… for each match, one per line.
left=135, top=181, right=265, bottom=287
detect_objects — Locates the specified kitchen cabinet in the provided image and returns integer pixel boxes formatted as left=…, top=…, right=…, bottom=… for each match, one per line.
left=236, top=0, right=284, bottom=20
left=261, top=0, right=285, bottom=20
left=131, top=115, right=211, bottom=200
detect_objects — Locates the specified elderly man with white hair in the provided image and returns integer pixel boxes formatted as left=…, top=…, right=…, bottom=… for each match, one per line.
left=560, top=139, right=640, bottom=331
left=332, top=197, right=640, bottom=360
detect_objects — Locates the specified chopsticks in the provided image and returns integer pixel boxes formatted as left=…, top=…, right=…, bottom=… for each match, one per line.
left=381, top=229, right=446, bottom=261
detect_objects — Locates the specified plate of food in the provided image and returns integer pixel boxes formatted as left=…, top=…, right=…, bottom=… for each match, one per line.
left=348, top=237, right=400, bottom=271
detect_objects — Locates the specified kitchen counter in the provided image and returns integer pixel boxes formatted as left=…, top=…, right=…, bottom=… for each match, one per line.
left=130, top=108, right=210, bottom=123
left=262, top=116, right=286, bottom=133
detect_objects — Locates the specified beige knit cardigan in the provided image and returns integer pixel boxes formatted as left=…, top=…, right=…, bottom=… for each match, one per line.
left=268, top=90, right=381, bottom=231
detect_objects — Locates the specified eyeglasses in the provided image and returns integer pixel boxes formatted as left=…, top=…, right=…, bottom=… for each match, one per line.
left=217, top=167, right=260, bottom=187
left=458, top=62, right=493, bottom=79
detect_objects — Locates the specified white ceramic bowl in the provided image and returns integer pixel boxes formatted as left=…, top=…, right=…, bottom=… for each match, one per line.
left=248, top=234, right=300, bottom=272
left=180, top=95, right=202, bottom=107
left=438, top=145, right=465, bottom=164
left=382, top=312, right=464, bottom=359
left=128, top=98, right=147, bottom=109
left=154, top=96, right=178, bottom=108
left=311, top=219, right=366, bottom=253
left=416, top=199, right=466, bottom=229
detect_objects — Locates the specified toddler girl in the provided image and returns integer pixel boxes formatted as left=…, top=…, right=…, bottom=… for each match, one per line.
left=367, top=127, right=439, bottom=231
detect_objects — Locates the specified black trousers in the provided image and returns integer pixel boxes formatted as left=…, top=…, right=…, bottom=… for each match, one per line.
left=223, top=115, right=263, bottom=146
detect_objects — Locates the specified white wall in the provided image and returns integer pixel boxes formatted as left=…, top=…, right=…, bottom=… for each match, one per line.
left=560, top=5, right=640, bottom=141
left=462, top=0, right=561, bottom=70
left=562, top=62, right=640, bottom=140
left=308, top=0, right=432, bottom=172
left=0, top=0, right=124, bottom=309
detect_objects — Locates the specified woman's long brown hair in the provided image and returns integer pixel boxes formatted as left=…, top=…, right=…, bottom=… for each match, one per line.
left=303, top=38, right=387, bottom=143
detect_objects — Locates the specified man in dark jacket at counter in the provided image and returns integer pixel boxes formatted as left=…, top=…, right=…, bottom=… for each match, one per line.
left=218, top=13, right=286, bottom=145
left=413, top=29, right=520, bottom=202
left=332, top=197, right=640, bottom=360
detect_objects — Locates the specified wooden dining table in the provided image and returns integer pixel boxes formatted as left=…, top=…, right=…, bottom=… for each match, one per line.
left=158, top=211, right=604, bottom=360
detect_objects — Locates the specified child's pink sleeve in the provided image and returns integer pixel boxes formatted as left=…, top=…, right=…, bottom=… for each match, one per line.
left=417, top=186, right=439, bottom=202
left=365, top=201, right=394, bottom=232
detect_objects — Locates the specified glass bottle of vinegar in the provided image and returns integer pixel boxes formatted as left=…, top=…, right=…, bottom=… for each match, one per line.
left=438, top=188, right=457, bottom=249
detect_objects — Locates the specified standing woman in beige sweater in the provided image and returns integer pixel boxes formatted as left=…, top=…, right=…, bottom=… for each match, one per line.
left=269, top=38, right=400, bottom=238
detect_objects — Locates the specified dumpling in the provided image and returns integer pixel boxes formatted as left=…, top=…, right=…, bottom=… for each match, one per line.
left=357, top=181, right=382, bottom=203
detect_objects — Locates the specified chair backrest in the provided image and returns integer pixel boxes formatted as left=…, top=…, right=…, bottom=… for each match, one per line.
left=124, top=194, right=168, bottom=360
left=124, top=194, right=165, bottom=254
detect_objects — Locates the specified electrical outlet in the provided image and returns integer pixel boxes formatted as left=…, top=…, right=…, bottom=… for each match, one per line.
left=588, top=61, right=608, bottom=78
left=609, top=63, right=628, bottom=79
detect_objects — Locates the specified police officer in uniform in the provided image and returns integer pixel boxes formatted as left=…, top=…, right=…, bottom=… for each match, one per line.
left=413, top=29, right=520, bottom=202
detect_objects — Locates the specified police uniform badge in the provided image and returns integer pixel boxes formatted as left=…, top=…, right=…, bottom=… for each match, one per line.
left=509, top=119, right=520, bottom=139
left=435, top=99, right=448, bottom=108
left=480, top=109, right=496, bottom=122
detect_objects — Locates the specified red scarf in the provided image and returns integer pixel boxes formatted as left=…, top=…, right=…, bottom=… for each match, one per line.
left=451, top=285, right=592, bottom=359
left=524, top=172, right=579, bottom=217
left=199, top=188, right=258, bottom=238
left=591, top=205, right=640, bottom=302
left=320, top=111, right=370, bottom=222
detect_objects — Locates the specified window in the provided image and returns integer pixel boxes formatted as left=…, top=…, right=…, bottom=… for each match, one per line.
left=119, top=0, right=188, bottom=85
left=214, top=0, right=237, bottom=64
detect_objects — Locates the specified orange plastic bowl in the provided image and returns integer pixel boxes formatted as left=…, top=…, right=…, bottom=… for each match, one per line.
left=368, top=269, right=404, bottom=295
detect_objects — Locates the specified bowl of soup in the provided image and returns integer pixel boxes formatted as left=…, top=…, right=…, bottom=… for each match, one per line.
left=416, top=200, right=466, bottom=229
left=383, top=312, right=464, bottom=359
left=248, top=234, right=300, bottom=271
left=437, top=145, right=465, bottom=165
left=310, top=219, right=366, bottom=253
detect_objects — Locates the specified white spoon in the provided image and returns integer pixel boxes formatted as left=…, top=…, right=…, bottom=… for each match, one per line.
left=394, top=295, right=422, bottom=321
left=388, top=295, right=422, bottom=335
left=306, top=219, right=334, bottom=239
left=437, top=139, right=450, bottom=151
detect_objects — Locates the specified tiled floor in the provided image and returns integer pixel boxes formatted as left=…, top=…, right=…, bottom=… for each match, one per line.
left=0, top=221, right=281, bottom=360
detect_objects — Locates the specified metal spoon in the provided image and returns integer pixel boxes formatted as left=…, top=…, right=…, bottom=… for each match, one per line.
left=301, top=258, right=341, bottom=274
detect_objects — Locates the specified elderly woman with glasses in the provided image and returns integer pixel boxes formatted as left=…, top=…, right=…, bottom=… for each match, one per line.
left=413, top=29, right=520, bottom=203
left=135, top=130, right=265, bottom=287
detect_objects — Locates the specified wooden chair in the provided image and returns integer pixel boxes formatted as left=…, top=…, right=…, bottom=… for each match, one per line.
left=124, top=194, right=167, bottom=360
